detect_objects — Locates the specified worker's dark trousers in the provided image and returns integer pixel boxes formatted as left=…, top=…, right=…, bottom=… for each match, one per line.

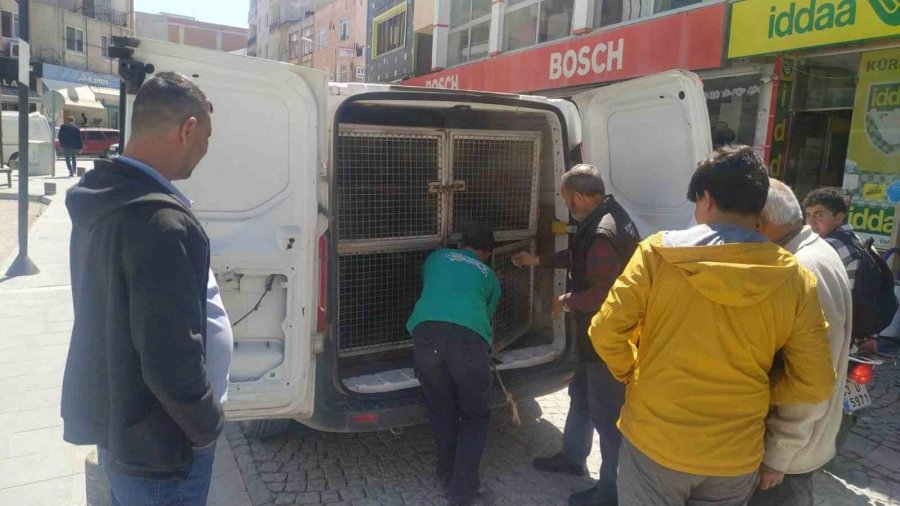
left=412, top=321, right=493, bottom=503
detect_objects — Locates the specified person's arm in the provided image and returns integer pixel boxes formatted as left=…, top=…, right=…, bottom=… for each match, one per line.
left=123, top=206, right=223, bottom=448
left=563, top=236, right=623, bottom=313
left=770, top=272, right=835, bottom=405
left=589, top=239, right=653, bottom=383
left=763, top=401, right=831, bottom=472
left=539, top=250, right=570, bottom=269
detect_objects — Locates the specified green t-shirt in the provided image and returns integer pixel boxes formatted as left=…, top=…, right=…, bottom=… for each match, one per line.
left=406, top=248, right=502, bottom=345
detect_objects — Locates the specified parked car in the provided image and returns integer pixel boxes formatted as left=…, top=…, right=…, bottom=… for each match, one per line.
left=55, top=127, right=119, bottom=157
left=1, top=111, right=56, bottom=176
left=104, top=143, right=118, bottom=159
left=119, top=38, right=712, bottom=438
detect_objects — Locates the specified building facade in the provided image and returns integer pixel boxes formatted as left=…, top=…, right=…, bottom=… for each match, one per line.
left=135, top=12, right=248, bottom=53
left=312, top=0, right=367, bottom=81
left=366, top=0, right=431, bottom=82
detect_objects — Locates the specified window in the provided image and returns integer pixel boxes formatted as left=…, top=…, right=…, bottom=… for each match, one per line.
left=503, top=0, right=573, bottom=52
left=372, top=4, right=407, bottom=57
left=339, top=17, right=349, bottom=41
left=301, top=27, right=313, bottom=55
left=449, top=0, right=492, bottom=64
left=338, top=64, right=350, bottom=83
left=1, top=11, right=18, bottom=39
left=653, top=0, right=702, bottom=14
left=317, top=27, right=326, bottom=46
left=66, top=26, right=85, bottom=53
left=101, top=36, right=111, bottom=58
left=289, top=32, right=301, bottom=59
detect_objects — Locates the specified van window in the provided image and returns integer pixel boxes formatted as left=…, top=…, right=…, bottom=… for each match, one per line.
left=87, top=131, right=104, bottom=141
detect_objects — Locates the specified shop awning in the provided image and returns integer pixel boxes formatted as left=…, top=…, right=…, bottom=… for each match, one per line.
left=42, top=78, right=106, bottom=111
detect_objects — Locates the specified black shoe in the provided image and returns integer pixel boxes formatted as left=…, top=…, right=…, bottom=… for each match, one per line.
left=568, top=485, right=617, bottom=506
left=533, top=452, right=588, bottom=476
left=448, top=487, right=495, bottom=506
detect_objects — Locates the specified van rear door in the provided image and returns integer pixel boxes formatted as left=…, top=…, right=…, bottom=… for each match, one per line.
left=572, top=70, right=712, bottom=236
left=127, top=38, right=328, bottom=421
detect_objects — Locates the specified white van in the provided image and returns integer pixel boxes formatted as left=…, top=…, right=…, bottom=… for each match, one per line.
left=1, top=111, right=56, bottom=176
left=120, top=39, right=711, bottom=437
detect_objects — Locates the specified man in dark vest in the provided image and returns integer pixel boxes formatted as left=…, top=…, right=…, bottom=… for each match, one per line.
left=514, top=163, right=640, bottom=506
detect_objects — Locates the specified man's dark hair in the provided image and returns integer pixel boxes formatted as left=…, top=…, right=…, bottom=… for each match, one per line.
left=801, top=187, right=848, bottom=216
left=687, top=145, right=769, bottom=216
left=460, top=224, right=495, bottom=253
left=712, top=124, right=736, bottom=149
left=561, top=164, right=605, bottom=196
left=131, top=72, right=212, bottom=136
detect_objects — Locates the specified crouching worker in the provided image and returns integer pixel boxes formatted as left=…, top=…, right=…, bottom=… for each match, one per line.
left=407, top=224, right=502, bottom=506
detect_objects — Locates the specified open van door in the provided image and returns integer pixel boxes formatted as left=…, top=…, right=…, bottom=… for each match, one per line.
left=127, top=39, right=328, bottom=421
left=572, top=70, right=712, bottom=237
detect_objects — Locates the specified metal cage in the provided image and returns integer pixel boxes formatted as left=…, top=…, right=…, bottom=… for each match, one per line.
left=492, top=240, right=535, bottom=352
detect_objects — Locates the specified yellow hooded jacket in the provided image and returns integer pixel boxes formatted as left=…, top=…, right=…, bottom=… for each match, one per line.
left=589, top=231, right=835, bottom=477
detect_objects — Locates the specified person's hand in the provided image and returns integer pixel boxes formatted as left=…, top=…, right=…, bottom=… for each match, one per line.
left=757, top=463, right=784, bottom=490
left=860, top=337, right=878, bottom=354
left=512, top=252, right=539, bottom=267
left=552, top=295, right=566, bottom=319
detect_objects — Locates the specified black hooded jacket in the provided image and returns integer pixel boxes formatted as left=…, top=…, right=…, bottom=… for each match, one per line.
left=61, top=158, right=223, bottom=479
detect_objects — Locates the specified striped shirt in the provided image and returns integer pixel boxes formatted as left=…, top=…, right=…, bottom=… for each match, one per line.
left=824, top=224, right=862, bottom=290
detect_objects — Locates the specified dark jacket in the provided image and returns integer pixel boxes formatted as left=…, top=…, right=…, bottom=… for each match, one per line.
left=61, top=158, right=223, bottom=480
left=58, top=123, right=83, bottom=150
left=569, top=196, right=640, bottom=362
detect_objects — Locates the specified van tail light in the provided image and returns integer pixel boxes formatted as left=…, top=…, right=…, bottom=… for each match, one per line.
left=848, top=363, right=873, bottom=385
left=317, top=234, right=328, bottom=333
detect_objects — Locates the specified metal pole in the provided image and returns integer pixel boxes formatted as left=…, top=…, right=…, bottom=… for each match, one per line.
left=6, top=0, right=39, bottom=277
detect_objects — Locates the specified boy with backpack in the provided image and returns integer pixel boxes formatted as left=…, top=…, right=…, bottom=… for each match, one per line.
left=802, top=187, right=898, bottom=350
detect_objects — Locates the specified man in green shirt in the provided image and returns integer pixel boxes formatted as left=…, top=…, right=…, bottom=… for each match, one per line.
left=408, top=224, right=501, bottom=506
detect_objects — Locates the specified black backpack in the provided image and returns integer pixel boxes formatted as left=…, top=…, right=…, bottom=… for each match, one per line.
left=847, top=234, right=899, bottom=337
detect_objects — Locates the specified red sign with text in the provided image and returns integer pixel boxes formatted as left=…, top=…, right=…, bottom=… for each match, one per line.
left=403, top=3, right=726, bottom=94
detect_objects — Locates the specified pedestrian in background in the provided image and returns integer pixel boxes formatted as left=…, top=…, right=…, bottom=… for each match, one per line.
left=62, top=72, right=229, bottom=506
left=407, top=224, right=502, bottom=506
left=752, top=179, right=853, bottom=506
left=591, top=145, right=835, bottom=506
left=515, top=164, right=640, bottom=506
left=58, top=116, right=82, bottom=177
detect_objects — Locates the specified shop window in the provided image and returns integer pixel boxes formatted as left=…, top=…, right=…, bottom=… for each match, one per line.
left=449, top=0, right=493, bottom=64
left=448, top=29, right=469, bottom=67
left=372, top=4, right=407, bottom=57
left=593, top=0, right=651, bottom=28
left=653, top=0, right=703, bottom=14
left=503, top=0, right=574, bottom=52
left=795, top=59, right=858, bottom=110
left=339, top=18, right=350, bottom=41
left=66, top=26, right=85, bottom=53
left=704, top=74, right=763, bottom=149
left=452, top=0, right=492, bottom=29
left=1, top=11, right=18, bottom=39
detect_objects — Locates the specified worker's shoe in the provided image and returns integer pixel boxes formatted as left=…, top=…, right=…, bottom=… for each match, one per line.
left=533, top=452, right=588, bottom=476
left=568, top=484, right=617, bottom=506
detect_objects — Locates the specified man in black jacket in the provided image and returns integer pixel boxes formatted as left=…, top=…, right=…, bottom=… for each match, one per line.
left=62, top=72, right=223, bottom=506
left=58, top=116, right=83, bottom=177
left=514, top=164, right=640, bottom=506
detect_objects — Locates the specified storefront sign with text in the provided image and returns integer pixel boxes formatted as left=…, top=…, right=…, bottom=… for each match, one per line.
left=729, top=0, right=900, bottom=58
left=403, top=3, right=725, bottom=94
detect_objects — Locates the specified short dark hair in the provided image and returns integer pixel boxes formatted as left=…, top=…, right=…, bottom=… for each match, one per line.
left=712, top=124, right=736, bottom=148
left=460, top=224, right=495, bottom=253
left=131, top=72, right=212, bottom=136
left=687, top=145, right=769, bottom=216
left=561, top=164, right=605, bottom=196
left=801, top=187, right=848, bottom=216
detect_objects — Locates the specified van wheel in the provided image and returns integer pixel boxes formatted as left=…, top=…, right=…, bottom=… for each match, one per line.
left=8, top=152, right=17, bottom=165
left=240, top=419, right=293, bottom=440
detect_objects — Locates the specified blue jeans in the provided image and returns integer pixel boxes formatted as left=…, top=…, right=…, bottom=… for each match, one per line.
left=99, top=444, right=217, bottom=506
left=64, top=149, right=78, bottom=175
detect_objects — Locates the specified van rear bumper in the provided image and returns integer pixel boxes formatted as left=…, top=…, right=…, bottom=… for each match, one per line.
left=300, top=352, right=577, bottom=433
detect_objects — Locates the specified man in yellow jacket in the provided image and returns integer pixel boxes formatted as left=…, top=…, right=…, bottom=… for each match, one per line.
left=590, top=145, right=835, bottom=506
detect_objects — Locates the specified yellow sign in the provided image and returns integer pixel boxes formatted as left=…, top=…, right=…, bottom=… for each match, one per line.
left=728, top=0, right=900, bottom=58
left=863, top=182, right=888, bottom=201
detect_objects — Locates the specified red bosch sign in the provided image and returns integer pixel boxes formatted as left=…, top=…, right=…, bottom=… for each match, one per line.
left=404, top=3, right=726, bottom=94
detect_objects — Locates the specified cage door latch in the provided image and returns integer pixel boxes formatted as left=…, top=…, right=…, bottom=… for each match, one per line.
left=427, top=181, right=467, bottom=194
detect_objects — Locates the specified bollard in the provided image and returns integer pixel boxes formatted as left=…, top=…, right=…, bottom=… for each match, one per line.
left=77, top=166, right=87, bottom=177
left=44, top=182, right=56, bottom=195
left=85, top=448, right=111, bottom=506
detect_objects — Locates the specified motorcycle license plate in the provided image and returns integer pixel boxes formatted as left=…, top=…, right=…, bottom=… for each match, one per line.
left=843, top=381, right=873, bottom=413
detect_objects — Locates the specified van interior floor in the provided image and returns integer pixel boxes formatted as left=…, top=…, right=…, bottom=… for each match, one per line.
left=340, top=330, right=558, bottom=394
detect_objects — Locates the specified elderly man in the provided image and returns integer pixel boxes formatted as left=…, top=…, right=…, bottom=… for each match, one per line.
left=62, top=72, right=230, bottom=506
left=515, top=164, right=640, bottom=506
left=590, top=146, right=834, bottom=506
left=750, top=179, right=852, bottom=506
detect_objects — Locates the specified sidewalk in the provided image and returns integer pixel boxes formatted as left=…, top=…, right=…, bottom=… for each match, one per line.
left=0, top=163, right=251, bottom=506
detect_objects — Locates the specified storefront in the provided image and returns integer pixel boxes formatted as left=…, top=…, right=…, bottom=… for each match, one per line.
left=0, top=56, right=41, bottom=112
left=729, top=0, right=900, bottom=246
left=39, top=64, right=120, bottom=128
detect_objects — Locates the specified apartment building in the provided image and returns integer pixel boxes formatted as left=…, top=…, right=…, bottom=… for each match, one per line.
left=135, top=12, right=248, bottom=53
left=366, top=0, right=431, bottom=83
left=312, top=0, right=366, bottom=82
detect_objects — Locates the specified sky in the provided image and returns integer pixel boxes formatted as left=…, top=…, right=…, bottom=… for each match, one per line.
left=134, top=0, right=249, bottom=28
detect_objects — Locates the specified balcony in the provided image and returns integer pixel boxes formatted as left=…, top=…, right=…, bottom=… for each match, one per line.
left=35, top=0, right=129, bottom=27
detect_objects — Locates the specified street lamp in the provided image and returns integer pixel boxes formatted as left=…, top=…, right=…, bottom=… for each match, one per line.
left=302, top=36, right=339, bottom=82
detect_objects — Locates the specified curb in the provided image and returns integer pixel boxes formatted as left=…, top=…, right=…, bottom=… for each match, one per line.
left=0, top=192, right=53, bottom=205
left=226, top=423, right=272, bottom=506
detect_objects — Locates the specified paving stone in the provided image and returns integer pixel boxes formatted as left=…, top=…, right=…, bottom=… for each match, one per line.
left=285, top=481, right=307, bottom=493
left=266, top=482, right=286, bottom=493
left=339, top=487, right=366, bottom=501
left=307, top=478, right=327, bottom=492
left=259, top=461, right=282, bottom=473
left=294, top=492, right=321, bottom=504
left=261, top=473, right=288, bottom=483
left=273, top=492, right=296, bottom=505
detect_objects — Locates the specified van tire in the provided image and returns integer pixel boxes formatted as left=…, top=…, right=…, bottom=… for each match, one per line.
left=8, top=152, right=17, bottom=165
left=240, top=419, right=293, bottom=440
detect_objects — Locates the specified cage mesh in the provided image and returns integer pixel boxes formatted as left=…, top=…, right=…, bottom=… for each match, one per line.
left=492, top=240, right=534, bottom=352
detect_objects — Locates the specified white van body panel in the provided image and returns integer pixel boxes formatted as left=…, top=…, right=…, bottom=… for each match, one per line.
left=1, top=111, right=55, bottom=176
left=573, top=70, right=712, bottom=237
